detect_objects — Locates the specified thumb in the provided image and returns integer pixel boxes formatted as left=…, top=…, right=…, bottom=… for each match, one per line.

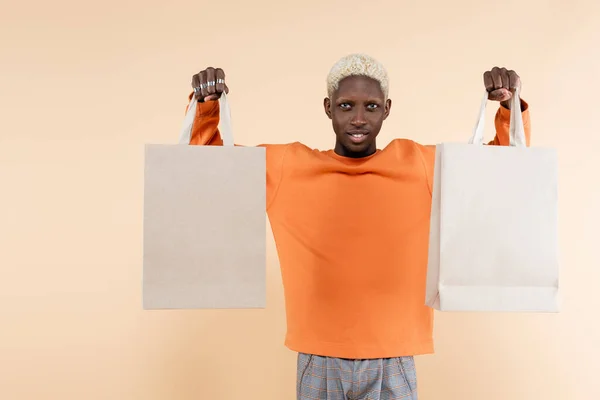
left=488, top=88, right=511, bottom=102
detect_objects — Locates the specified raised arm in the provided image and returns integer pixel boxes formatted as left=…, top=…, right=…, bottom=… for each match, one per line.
left=417, top=67, right=531, bottom=193
left=185, top=66, right=230, bottom=145
left=184, top=66, right=290, bottom=210
left=185, top=95, right=225, bottom=146
left=487, top=99, right=531, bottom=146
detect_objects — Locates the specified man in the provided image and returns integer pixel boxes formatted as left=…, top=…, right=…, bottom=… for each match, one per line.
left=187, top=54, right=530, bottom=400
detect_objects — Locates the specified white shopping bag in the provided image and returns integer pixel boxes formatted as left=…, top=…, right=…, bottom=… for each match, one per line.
left=425, top=89, right=559, bottom=312
left=143, top=93, right=266, bottom=309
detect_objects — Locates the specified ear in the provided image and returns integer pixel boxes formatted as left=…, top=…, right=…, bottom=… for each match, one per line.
left=324, top=97, right=332, bottom=119
left=383, top=98, right=392, bottom=120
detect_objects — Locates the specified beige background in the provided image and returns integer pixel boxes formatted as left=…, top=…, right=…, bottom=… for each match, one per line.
left=1, top=0, right=599, bottom=399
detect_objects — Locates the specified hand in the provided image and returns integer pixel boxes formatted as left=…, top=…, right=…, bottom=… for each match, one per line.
left=483, top=67, right=521, bottom=109
left=191, top=67, right=229, bottom=102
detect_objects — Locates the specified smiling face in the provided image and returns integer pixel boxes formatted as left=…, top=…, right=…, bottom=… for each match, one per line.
left=324, top=75, right=391, bottom=158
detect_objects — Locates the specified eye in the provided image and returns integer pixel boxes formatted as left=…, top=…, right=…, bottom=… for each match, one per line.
left=339, top=103, right=351, bottom=110
left=367, top=103, right=379, bottom=111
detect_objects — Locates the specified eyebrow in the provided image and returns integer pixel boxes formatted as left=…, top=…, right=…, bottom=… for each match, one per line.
left=336, top=98, right=383, bottom=103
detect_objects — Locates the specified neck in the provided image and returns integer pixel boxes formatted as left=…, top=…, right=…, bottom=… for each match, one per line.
left=334, top=141, right=377, bottom=159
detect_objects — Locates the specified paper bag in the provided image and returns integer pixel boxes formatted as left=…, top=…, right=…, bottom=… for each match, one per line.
left=143, top=93, right=266, bottom=309
left=425, top=89, right=559, bottom=312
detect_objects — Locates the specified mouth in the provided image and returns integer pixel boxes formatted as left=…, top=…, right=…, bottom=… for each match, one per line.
left=346, top=130, right=369, bottom=144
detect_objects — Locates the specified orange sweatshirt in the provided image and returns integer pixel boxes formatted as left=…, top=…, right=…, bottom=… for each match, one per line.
left=188, top=96, right=531, bottom=359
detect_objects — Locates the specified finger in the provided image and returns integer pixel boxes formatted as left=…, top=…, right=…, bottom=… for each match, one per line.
left=206, top=67, right=216, bottom=96
left=491, top=67, right=502, bottom=89
left=488, top=88, right=511, bottom=102
left=500, top=68, right=509, bottom=90
left=508, top=70, right=520, bottom=91
left=192, top=73, right=201, bottom=99
left=192, top=73, right=200, bottom=89
left=483, top=71, right=494, bottom=92
left=205, top=86, right=228, bottom=101
left=215, top=68, right=225, bottom=94
left=199, top=70, right=208, bottom=98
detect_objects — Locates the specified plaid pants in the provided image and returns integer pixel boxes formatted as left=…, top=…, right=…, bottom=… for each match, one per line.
left=297, top=353, right=418, bottom=400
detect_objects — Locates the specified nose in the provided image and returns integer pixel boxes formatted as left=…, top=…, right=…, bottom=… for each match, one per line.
left=350, top=108, right=367, bottom=127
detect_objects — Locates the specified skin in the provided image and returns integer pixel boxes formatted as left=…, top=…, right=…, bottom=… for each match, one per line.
left=485, top=67, right=521, bottom=108
left=191, top=66, right=521, bottom=158
left=324, top=75, right=390, bottom=158
left=191, top=67, right=229, bottom=102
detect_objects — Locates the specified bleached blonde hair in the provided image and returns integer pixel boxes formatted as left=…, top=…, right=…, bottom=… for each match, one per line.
left=326, top=53, right=389, bottom=99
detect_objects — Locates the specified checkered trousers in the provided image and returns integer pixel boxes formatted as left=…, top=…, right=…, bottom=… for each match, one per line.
left=297, top=352, right=418, bottom=400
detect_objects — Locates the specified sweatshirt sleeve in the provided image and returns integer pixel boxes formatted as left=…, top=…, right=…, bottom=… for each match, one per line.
left=417, top=99, right=531, bottom=195
left=184, top=93, right=289, bottom=209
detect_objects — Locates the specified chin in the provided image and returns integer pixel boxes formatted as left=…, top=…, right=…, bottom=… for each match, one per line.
left=343, top=141, right=373, bottom=155
left=349, top=143, right=370, bottom=152
left=350, top=139, right=373, bottom=149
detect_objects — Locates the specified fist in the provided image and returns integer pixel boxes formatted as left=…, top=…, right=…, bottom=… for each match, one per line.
left=192, top=67, right=229, bottom=102
left=483, top=67, right=521, bottom=107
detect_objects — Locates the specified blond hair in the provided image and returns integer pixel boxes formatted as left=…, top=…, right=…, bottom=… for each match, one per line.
left=326, top=53, right=389, bottom=99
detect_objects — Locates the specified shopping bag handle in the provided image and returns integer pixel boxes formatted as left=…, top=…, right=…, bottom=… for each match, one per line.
left=178, top=92, right=234, bottom=146
left=468, top=86, right=525, bottom=147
